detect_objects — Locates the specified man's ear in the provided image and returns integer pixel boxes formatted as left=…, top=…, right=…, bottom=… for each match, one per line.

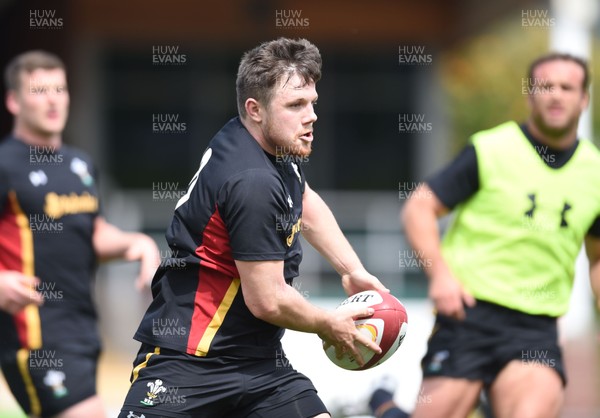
left=580, top=90, right=590, bottom=112
left=245, top=98, right=263, bottom=123
left=5, top=90, right=20, bottom=117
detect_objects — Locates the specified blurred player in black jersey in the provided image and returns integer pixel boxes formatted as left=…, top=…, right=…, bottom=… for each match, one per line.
left=0, top=50, right=161, bottom=418
left=118, top=37, right=388, bottom=418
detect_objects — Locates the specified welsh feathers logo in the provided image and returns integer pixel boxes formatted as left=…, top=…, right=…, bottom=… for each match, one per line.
left=29, top=170, right=48, bottom=187
left=70, top=157, right=94, bottom=186
left=140, top=379, right=167, bottom=406
left=43, top=370, right=68, bottom=399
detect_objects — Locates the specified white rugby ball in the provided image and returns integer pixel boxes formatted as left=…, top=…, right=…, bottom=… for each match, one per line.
left=324, top=290, right=408, bottom=370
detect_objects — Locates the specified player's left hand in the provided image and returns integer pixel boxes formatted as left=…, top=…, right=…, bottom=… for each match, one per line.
left=124, top=234, right=161, bottom=290
left=341, top=268, right=389, bottom=296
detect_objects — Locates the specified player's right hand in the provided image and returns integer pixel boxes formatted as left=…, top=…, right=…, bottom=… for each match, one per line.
left=429, top=273, right=475, bottom=321
left=319, top=305, right=382, bottom=367
left=0, top=271, right=44, bottom=314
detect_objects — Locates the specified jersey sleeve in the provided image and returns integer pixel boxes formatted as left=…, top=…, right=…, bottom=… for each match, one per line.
left=588, top=216, right=600, bottom=238
left=425, top=144, right=480, bottom=210
left=219, top=169, right=289, bottom=261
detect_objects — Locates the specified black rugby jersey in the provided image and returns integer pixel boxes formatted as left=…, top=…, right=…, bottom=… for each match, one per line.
left=134, top=117, right=306, bottom=358
left=0, top=137, right=101, bottom=354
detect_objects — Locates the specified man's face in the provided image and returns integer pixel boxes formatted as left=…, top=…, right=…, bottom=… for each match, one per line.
left=8, top=68, right=69, bottom=137
left=260, top=73, right=318, bottom=157
left=528, top=60, right=588, bottom=138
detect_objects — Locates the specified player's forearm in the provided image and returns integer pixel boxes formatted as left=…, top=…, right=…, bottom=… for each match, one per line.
left=93, top=216, right=128, bottom=259
left=94, top=229, right=143, bottom=260
left=584, top=236, right=600, bottom=310
left=237, top=259, right=330, bottom=334
left=92, top=217, right=152, bottom=261
left=253, top=282, right=330, bottom=334
left=590, top=260, right=600, bottom=310
left=401, top=194, right=450, bottom=279
left=301, top=188, right=363, bottom=276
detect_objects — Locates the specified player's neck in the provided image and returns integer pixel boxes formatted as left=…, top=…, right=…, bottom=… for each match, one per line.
left=13, top=125, right=62, bottom=149
left=240, top=116, right=275, bottom=155
left=525, top=119, right=577, bottom=151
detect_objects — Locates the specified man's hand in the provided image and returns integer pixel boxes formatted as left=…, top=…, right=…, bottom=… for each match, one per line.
left=0, top=271, right=44, bottom=314
left=319, top=304, right=382, bottom=367
left=93, top=217, right=161, bottom=291
left=341, top=268, right=389, bottom=297
left=123, top=235, right=161, bottom=290
left=429, top=272, right=475, bottom=320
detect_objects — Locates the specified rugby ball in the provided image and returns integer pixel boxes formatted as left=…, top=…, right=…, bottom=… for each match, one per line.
left=324, top=290, right=408, bottom=370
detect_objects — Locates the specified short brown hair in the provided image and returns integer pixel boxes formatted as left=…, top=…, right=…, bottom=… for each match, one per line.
left=528, top=52, right=590, bottom=91
left=236, top=38, right=322, bottom=118
left=4, top=50, right=65, bottom=92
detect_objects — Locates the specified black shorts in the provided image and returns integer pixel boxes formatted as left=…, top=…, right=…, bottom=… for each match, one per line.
left=0, top=346, right=100, bottom=417
left=421, top=300, right=566, bottom=388
left=119, top=343, right=329, bottom=418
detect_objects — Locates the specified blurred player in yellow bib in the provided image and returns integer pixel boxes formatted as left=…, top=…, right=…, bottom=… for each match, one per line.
left=401, top=53, right=600, bottom=418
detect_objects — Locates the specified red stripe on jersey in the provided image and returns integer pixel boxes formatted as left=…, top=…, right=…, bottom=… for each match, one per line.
left=188, top=269, right=240, bottom=356
left=188, top=208, right=240, bottom=355
left=0, top=192, right=41, bottom=349
left=195, top=207, right=239, bottom=277
left=0, top=195, right=23, bottom=271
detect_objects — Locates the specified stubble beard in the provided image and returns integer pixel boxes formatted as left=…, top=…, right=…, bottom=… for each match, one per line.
left=533, top=111, right=578, bottom=140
